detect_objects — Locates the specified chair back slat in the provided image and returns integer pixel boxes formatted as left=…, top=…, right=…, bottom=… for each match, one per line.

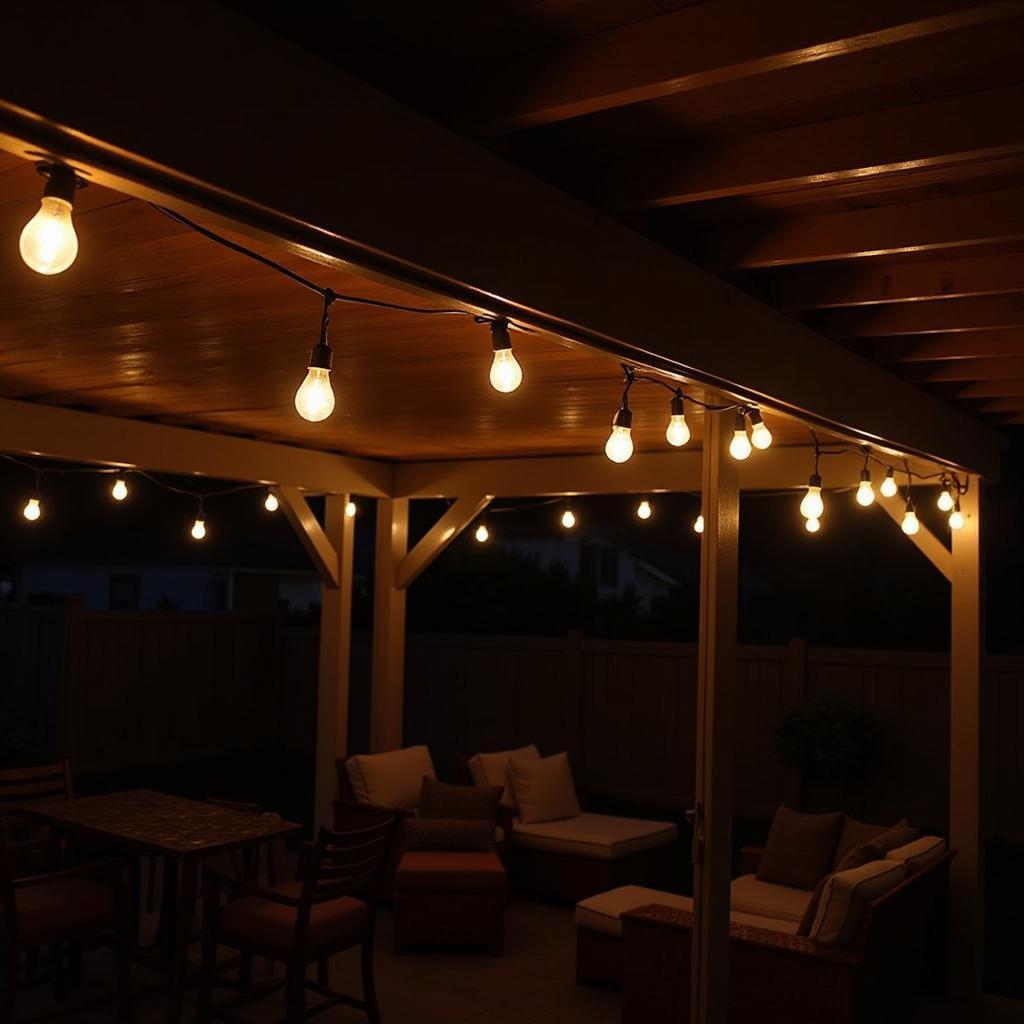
left=0, top=761, right=73, bottom=812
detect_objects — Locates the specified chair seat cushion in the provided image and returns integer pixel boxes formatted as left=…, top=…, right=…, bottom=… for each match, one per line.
left=395, top=851, right=506, bottom=894
left=16, top=878, right=116, bottom=943
left=729, top=874, right=813, bottom=923
left=220, top=881, right=367, bottom=952
left=512, top=812, right=677, bottom=860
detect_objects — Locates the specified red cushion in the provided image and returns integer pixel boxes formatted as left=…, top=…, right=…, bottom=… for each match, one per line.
left=219, top=881, right=367, bottom=952
left=16, top=879, right=116, bottom=944
left=395, top=851, right=507, bottom=894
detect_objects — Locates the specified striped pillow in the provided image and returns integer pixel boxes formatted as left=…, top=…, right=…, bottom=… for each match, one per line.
left=809, top=859, right=907, bottom=945
left=885, top=835, right=946, bottom=873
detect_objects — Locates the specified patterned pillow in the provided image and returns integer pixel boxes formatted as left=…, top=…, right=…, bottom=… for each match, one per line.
left=403, top=818, right=495, bottom=852
left=418, top=777, right=502, bottom=822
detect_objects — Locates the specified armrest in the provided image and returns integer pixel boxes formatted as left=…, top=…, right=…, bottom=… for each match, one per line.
left=333, top=799, right=405, bottom=829
left=738, top=845, right=766, bottom=876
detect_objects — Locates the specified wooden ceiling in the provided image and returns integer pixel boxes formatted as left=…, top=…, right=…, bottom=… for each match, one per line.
left=252, top=0, right=1024, bottom=431
left=0, top=151, right=826, bottom=460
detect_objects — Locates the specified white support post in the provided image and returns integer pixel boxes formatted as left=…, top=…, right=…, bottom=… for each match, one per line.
left=371, top=498, right=410, bottom=752
left=395, top=494, right=491, bottom=589
left=949, top=480, right=984, bottom=997
left=690, top=410, right=740, bottom=1024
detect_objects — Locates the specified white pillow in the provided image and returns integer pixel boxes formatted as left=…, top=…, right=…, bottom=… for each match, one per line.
left=467, top=744, right=540, bottom=809
left=885, top=835, right=946, bottom=873
left=345, top=745, right=436, bottom=810
left=810, top=858, right=906, bottom=946
left=508, top=751, right=581, bottom=825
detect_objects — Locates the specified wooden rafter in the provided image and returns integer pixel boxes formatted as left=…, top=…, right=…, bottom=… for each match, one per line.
left=813, top=295, right=1024, bottom=338
left=908, top=356, right=1024, bottom=382
left=870, top=331, right=1024, bottom=363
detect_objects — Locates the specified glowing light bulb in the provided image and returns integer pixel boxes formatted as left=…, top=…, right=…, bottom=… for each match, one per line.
left=264, top=491, right=279, bottom=512
left=805, top=517, right=821, bottom=534
left=294, top=366, right=335, bottom=422
left=949, top=504, right=965, bottom=531
left=111, top=478, right=129, bottom=502
left=693, top=514, right=704, bottom=534
left=636, top=498, right=652, bottom=520
left=880, top=468, right=898, bottom=499
left=474, top=522, right=489, bottom=544
left=488, top=320, right=523, bottom=393
left=937, top=487, right=955, bottom=512
left=345, top=500, right=357, bottom=519
left=604, top=407, right=634, bottom=464
left=191, top=518, right=207, bottom=541
left=800, top=474, right=824, bottom=520
left=855, top=470, right=875, bottom=508
left=729, top=414, right=752, bottom=461
left=22, top=497, right=41, bottom=521
left=665, top=394, right=690, bottom=447
left=901, top=504, right=920, bottom=536
left=748, top=409, right=773, bottom=450
left=560, top=507, right=576, bottom=530
left=20, top=166, right=81, bottom=275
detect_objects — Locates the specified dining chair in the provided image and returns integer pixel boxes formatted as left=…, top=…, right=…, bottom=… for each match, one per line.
left=0, top=834, right=133, bottom=1023
left=198, top=811, right=398, bottom=1024
left=0, top=761, right=73, bottom=844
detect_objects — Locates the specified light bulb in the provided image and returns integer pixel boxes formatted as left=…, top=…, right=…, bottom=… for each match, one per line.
left=294, top=366, right=335, bottom=422
left=805, top=517, right=821, bottom=534
left=937, top=488, right=955, bottom=512
left=949, top=505, right=965, bottom=531
left=111, top=478, right=129, bottom=502
left=489, top=348, right=523, bottom=393
left=665, top=394, right=690, bottom=447
left=901, top=505, right=920, bottom=536
left=22, top=497, right=41, bottom=522
left=693, top=514, right=704, bottom=534
left=855, top=470, right=875, bottom=508
left=880, top=469, right=898, bottom=498
left=604, top=406, right=634, bottom=464
left=636, top=499, right=652, bottom=520
left=474, top=522, right=489, bottom=543
left=264, top=491, right=279, bottom=512
left=748, top=409, right=772, bottom=450
left=800, top=474, right=824, bottom=519
left=560, top=507, right=576, bottom=529
left=729, top=414, right=751, bottom=461
left=345, top=500, right=357, bottom=519
left=191, top=518, right=207, bottom=541
left=20, top=165, right=81, bottom=275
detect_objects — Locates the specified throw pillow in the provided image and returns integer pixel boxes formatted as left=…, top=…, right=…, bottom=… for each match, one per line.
left=403, top=818, right=495, bottom=852
left=508, top=751, right=582, bottom=825
left=809, top=858, right=907, bottom=945
left=345, top=745, right=436, bottom=809
left=757, top=806, right=844, bottom=890
left=418, top=777, right=502, bottom=822
left=832, top=814, right=888, bottom=869
left=467, top=744, right=540, bottom=810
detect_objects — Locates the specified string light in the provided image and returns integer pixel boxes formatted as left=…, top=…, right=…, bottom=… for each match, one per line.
left=488, top=319, right=523, bottom=394
left=22, top=496, right=41, bottom=521
left=729, top=412, right=752, bottom=461
left=880, top=467, right=899, bottom=499
left=345, top=500, right=358, bottom=519
left=855, top=451, right=875, bottom=508
left=693, top=514, right=704, bottom=534
left=665, top=392, right=691, bottom=447
left=949, top=498, right=965, bottom=531
left=264, top=490, right=279, bottom=512
left=605, top=406, right=634, bottom=464
left=636, top=498, right=652, bottom=520
left=800, top=474, right=824, bottom=520
left=560, top=504, right=576, bottom=530
left=937, top=483, right=955, bottom=512
left=295, top=290, right=337, bottom=422
left=20, top=164, right=83, bottom=275
left=748, top=408, right=773, bottom=450
left=901, top=499, right=920, bottom=535
left=805, top=517, right=820, bottom=534
left=111, top=478, right=129, bottom=502
left=474, top=521, right=490, bottom=543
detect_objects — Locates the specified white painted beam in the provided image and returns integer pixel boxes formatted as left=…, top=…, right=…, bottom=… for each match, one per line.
left=396, top=494, right=491, bottom=590
left=878, top=498, right=954, bottom=581
left=275, top=486, right=340, bottom=587
left=371, top=498, right=409, bottom=752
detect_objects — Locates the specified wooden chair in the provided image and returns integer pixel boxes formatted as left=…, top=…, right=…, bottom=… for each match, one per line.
left=1, top=835, right=133, bottom=1023
left=0, top=762, right=73, bottom=842
left=198, top=812, right=398, bottom=1024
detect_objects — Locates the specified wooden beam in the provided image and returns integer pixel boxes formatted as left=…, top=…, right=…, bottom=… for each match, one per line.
left=705, top=187, right=1024, bottom=269
left=909, top=356, right=1024, bottom=382
left=459, top=0, right=1023, bottom=133
left=0, top=397, right=391, bottom=496
left=815, top=295, right=1024, bottom=338
left=878, top=499, right=954, bottom=580
left=395, top=494, right=491, bottom=590
left=371, top=498, right=409, bottom=753
left=690, top=409, right=739, bottom=1024
left=0, top=1, right=1002, bottom=479
left=615, top=86, right=1024, bottom=209
left=953, top=378, right=1024, bottom=397
left=967, top=397, right=1024, bottom=413
left=870, top=331, right=1024, bottom=363
left=768, top=253, right=1024, bottom=311
left=315, top=494, right=355, bottom=829
left=274, top=486, right=340, bottom=587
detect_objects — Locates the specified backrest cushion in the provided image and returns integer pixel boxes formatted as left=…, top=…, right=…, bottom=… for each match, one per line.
left=832, top=815, right=887, bottom=869
left=467, top=744, right=540, bottom=810
left=418, top=777, right=502, bottom=822
left=345, top=745, right=436, bottom=810
left=809, top=858, right=907, bottom=946
left=403, top=818, right=495, bottom=852
left=885, top=835, right=946, bottom=874
left=508, top=751, right=581, bottom=825
left=757, top=806, right=844, bottom=890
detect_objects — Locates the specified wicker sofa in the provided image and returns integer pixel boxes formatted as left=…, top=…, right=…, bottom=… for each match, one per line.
left=618, top=844, right=954, bottom=1024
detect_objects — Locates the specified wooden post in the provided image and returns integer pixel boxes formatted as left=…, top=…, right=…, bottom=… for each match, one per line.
left=371, top=498, right=410, bottom=752
left=949, top=480, right=984, bottom=997
left=690, top=410, right=740, bottom=1024
left=315, top=494, right=355, bottom=830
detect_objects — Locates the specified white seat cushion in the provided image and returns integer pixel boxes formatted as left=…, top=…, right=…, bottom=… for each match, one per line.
left=729, top=874, right=813, bottom=923
left=513, top=812, right=677, bottom=860
left=575, top=885, right=799, bottom=938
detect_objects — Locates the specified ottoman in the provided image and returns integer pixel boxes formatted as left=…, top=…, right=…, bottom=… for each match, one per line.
left=394, top=850, right=507, bottom=954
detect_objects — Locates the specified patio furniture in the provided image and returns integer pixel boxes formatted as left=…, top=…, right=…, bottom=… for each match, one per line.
left=0, top=761, right=73, bottom=843
left=26, top=789, right=300, bottom=1024
left=1, top=834, right=133, bottom=1022
left=197, top=813, right=398, bottom=1024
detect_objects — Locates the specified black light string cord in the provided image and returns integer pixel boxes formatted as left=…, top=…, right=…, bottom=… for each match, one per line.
left=619, top=364, right=743, bottom=413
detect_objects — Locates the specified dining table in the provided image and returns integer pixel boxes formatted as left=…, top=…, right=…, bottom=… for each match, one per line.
left=28, top=788, right=302, bottom=1024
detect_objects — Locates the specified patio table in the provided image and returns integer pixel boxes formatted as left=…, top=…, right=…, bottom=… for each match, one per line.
left=27, top=788, right=301, bottom=1024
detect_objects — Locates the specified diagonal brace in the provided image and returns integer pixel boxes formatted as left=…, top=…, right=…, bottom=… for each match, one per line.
left=396, top=494, right=491, bottom=589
